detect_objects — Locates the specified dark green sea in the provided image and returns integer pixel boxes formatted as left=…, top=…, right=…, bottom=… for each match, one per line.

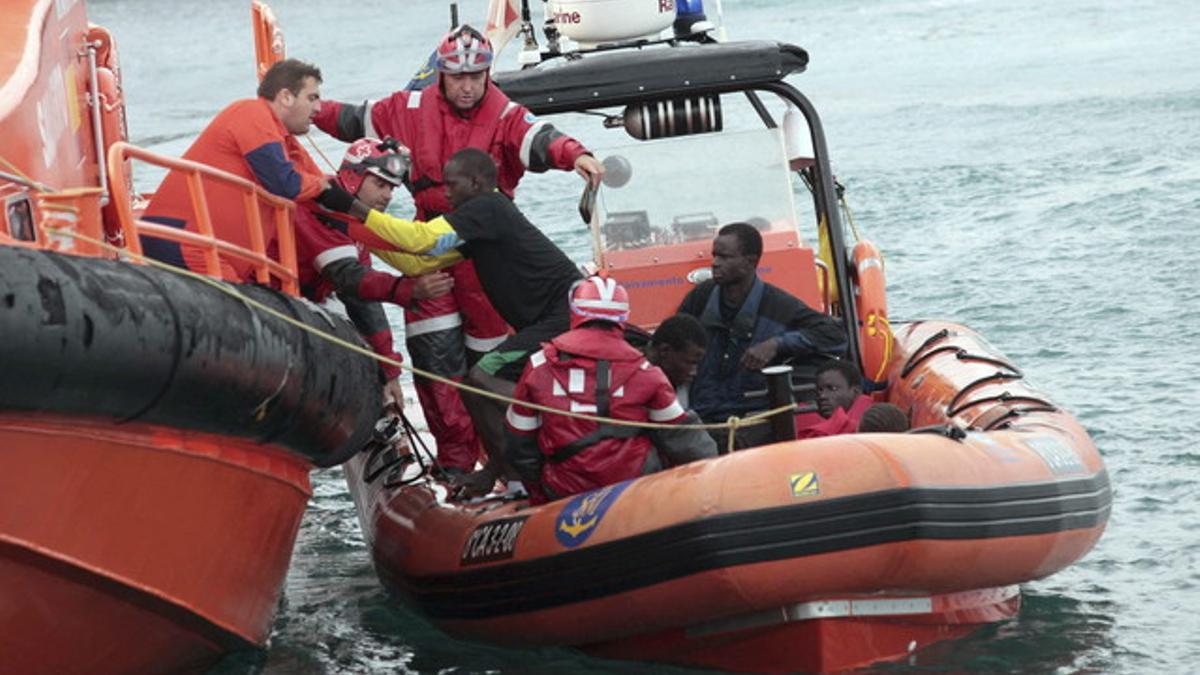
left=88, top=0, right=1200, bottom=671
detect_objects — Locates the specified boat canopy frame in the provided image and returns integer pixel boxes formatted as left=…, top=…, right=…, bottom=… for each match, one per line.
left=494, top=40, right=862, bottom=367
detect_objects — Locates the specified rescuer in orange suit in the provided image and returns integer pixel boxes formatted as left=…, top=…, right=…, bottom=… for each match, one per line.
left=142, top=59, right=354, bottom=279
left=505, top=277, right=717, bottom=504
left=294, top=137, right=457, bottom=419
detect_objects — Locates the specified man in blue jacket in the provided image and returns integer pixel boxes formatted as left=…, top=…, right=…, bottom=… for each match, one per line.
left=677, top=222, right=847, bottom=449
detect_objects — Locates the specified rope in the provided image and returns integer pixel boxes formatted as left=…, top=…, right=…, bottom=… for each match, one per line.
left=304, top=133, right=339, bottom=174
left=839, top=193, right=863, bottom=243
left=866, top=313, right=895, bottom=383
left=48, top=228, right=797, bottom=434
left=0, top=154, right=57, bottom=193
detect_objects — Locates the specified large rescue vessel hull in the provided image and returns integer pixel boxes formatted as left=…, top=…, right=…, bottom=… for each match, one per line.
left=0, top=247, right=382, bottom=674
left=1, top=2, right=384, bottom=672
left=0, top=418, right=310, bottom=674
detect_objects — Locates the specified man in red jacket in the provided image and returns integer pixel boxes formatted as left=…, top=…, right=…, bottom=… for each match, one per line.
left=312, top=26, right=603, bottom=477
left=143, top=59, right=346, bottom=279
left=795, top=360, right=874, bottom=439
left=505, top=277, right=717, bottom=504
left=294, top=138, right=454, bottom=419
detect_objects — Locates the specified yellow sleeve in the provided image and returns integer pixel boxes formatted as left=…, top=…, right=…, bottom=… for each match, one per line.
left=364, top=209, right=458, bottom=253
left=372, top=248, right=463, bottom=276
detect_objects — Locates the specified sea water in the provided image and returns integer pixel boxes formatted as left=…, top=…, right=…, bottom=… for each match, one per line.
left=87, top=0, right=1200, bottom=671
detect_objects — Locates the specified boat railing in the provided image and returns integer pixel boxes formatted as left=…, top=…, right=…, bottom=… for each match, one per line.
left=106, top=141, right=299, bottom=295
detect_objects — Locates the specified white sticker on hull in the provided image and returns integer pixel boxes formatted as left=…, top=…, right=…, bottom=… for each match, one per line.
left=1025, top=435, right=1087, bottom=476
left=37, top=65, right=68, bottom=170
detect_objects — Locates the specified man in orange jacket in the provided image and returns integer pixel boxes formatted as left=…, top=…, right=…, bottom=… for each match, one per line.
left=142, top=59, right=350, bottom=280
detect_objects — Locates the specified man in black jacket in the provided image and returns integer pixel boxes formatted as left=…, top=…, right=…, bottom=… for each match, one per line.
left=678, top=222, right=847, bottom=449
left=322, top=148, right=582, bottom=495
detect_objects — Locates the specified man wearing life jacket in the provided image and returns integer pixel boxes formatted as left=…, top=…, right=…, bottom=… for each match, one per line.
left=142, top=59, right=350, bottom=279
left=294, top=137, right=460, bottom=424
left=678, top=222, right=848, bottom=450
left=504, top=278, right=717, bottom=504
left=319, top=148, right=587, bottom=496
left=794, top=360, right=875, bottom=439
left=312, top=26, right=603, bottom=476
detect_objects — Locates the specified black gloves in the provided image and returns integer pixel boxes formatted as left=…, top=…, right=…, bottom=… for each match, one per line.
left=316, top=183, right=356, bottom=214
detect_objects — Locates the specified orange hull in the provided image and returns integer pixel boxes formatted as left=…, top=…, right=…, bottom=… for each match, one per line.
left=345, top=320, right=1109, bottom=672
left=0, top=415, right=312, bottom=674
left=3, top=2, right=383, bottom=672
left=0, top=0, right=97, bottom=191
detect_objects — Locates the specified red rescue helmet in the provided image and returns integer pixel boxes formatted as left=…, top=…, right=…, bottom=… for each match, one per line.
left=435, top=25, right=494, bottom=74
left=337, top=137, right=409, bottom=195
left=569, top=276, right=630, bottom=329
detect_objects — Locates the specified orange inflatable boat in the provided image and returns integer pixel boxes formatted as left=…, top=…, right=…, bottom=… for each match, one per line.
left=341, top=20, right=1111, bottom=673
left=347, top=318, right=1108, bottom=672
left=0, top=2, right=382, bottom=673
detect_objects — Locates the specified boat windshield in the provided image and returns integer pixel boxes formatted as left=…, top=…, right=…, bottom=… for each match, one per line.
left=592, top=128, right=799, bottom=251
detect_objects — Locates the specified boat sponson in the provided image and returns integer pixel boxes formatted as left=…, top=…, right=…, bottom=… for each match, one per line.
left=494, top=40, right=809, bottom=115
left=396, top=470, right=1111, bottom=621
left=0, top=247, right=381, bottom=466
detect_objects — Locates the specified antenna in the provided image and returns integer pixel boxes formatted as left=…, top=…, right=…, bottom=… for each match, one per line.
left=517, top=0, right=542, bottom=65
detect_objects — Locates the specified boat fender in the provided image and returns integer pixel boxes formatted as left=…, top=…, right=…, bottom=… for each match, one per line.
left=87, top=25, right=131, bottom=244
left=0, top=247, right=382, bottom=466
left=853, top=239, right=892, bottom=390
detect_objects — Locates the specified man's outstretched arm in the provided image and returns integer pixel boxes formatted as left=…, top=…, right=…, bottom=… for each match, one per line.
left=316, top=185, right=463, bottom=255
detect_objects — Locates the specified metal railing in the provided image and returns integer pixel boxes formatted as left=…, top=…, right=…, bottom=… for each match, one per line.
left=106, top=141, right=299, bottom=295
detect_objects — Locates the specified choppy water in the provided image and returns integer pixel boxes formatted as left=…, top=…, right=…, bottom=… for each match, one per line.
left=87, top=0, right=1200, bottom=671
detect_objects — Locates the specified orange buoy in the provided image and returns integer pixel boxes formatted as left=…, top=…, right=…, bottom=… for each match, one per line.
left=853, top=239, right=893, bottom=388
left=86, top=24, right=131, bottom=244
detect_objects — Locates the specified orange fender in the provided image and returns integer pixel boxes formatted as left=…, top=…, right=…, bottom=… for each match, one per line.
left=252, top=1, right=286, bottom=82
left=853, top=240, right=893, bottom=388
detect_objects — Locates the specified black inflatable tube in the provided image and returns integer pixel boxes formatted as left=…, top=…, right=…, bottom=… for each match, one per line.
left=0, top=247, right=382, bottom=467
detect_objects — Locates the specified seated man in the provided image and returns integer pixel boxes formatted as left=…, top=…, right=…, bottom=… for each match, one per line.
left=645, top=314, right=708, bottom=410
left=505, top=278, right=717, bottom=503
left=678, top=222, right=847, bottom=449
left=857, top=402, right=910, bottom=433
left=795, top=360, right=874, bottom=439
left=295, top=137, right=454, bottom=415
left=318, top=148, right=585, bottom=495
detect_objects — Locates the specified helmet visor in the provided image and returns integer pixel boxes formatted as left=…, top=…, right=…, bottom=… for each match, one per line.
left=435, top=48, right=494, bottom=74
left=362, top=153, right=408, bottom=185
